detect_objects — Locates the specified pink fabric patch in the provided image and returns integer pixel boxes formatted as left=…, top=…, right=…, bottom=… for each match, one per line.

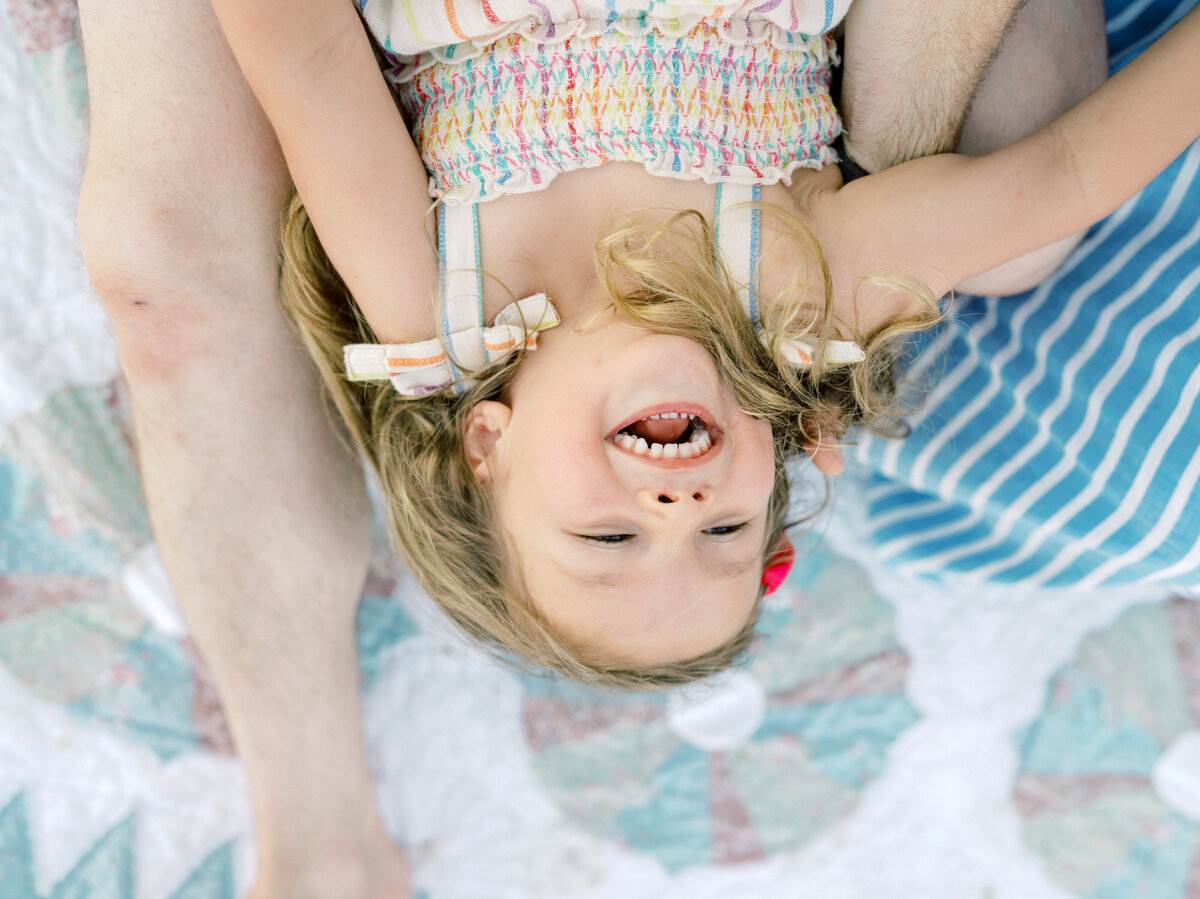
left=5, top=0, right=77, bottom=55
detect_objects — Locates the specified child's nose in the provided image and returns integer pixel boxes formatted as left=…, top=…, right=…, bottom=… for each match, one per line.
left=653, top=487, right=709, bottom=504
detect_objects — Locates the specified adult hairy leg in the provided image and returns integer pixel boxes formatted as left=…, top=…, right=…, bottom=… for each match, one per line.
left=954, top=0, right=1109, bottom=295
left=839, top=0, right=1023, bottom=171
left=838, top=0, right=1106, bottom=296
left=75, top=0, right=407, bottom=895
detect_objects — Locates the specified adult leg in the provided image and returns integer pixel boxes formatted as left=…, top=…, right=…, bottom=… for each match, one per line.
left=955, top=0, right=1109, bottom=296
left=75, top=1, right=406, bottom=895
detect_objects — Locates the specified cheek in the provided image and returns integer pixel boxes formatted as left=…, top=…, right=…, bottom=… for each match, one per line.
left=519, top=427, right=615, bottom=511
left=740, top=419, right=778, bottom=498
left=542, top=448, right=617, bottom=509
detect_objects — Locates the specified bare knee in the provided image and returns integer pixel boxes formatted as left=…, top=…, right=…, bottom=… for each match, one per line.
left=78, top=97, right=290, bottom=313
left=79, top=176, right=289, bottom=383
left=80, top=155, right=284, bottom=283
left=81, top=180, right=203, bottom=306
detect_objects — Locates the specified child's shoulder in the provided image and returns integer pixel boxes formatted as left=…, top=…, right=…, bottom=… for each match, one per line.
left=765, top=162, right=946, bottom=337
left=758, top=165, right=848, bottom=304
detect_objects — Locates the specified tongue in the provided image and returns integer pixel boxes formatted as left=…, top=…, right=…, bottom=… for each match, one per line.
left=631, top=417, right=689, bottom=444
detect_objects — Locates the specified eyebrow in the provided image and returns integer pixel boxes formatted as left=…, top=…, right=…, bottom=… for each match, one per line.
left=554, top=550, right=760, bottom=589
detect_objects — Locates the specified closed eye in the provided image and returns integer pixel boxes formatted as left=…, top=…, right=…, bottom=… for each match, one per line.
left=581, top=522, right=749, bottom=546
left=703, top=522, right=750, bottom=537
left=581, top=534, right=634, bottom=546
left=580, top=518, right=748, bottom=547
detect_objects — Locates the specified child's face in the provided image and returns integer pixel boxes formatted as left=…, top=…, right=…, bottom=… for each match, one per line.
left=466, top=309, right=776, bottom=667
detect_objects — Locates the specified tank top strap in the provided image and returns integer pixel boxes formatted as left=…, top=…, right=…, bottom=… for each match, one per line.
left=437, top=201, right=486, bottom=389
left=713, top=183, right=763, bottom=329
left=436, top=187, right=763, bottom=386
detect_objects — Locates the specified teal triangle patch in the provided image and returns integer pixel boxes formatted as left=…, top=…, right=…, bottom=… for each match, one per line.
left=69, top=626, right=200, bottom=762
left=49, top=813, right=135, bottom=899
left=0, top=792, right=36, bottom=899
left=169, top=841, right=235, bottom=899
left=356, top=596, right=419, bottom=691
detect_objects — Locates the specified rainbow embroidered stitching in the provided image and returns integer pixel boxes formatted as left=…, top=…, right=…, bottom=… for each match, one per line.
left=394, top=23, right=840, bottom=203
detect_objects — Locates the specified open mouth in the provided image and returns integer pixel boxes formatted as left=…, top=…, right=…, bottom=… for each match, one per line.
left=610, top=410, right=718, bottom=460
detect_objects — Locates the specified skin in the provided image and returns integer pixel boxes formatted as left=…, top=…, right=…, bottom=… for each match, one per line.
left=463, top=307, right=775, bottom=667
left=83, top=0, right=1105, bottom=893
left=416, top=0, right=1164, bottom=674
left=838, top=0, right=1024, bottom=172
left=219, top=0, right=1154, bottom=684
left=76, top=0, right=406, bottom=895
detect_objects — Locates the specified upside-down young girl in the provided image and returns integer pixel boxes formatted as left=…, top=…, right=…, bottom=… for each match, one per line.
left=212, top=0, right=1200, bottom=687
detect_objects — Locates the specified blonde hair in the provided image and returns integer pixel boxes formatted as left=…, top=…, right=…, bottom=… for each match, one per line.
left=278, top=193, right=938, bottom=690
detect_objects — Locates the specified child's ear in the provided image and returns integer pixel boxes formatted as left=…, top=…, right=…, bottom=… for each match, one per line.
left=462, top=400, right=513, bottom=481
left=800, top=408, right=846, bottom=477
left=804, top=441, right=845, bottom=477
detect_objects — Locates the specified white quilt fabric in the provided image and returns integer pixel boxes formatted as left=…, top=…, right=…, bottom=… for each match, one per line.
left=4, top=1, right=1200, bottom=896
left=0, top=7, right=116, bottom=433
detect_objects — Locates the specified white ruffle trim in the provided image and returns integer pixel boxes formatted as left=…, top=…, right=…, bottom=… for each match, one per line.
left=389, top=17, right=834, bottom=83
left=433, top=145, right=839, bottom=206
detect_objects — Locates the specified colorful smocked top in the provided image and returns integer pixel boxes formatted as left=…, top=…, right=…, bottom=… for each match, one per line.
left=361, top=1, right=849, bottom=204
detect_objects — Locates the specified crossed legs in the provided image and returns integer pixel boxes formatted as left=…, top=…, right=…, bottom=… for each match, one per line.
left=75, top=0, right=406, bottom=894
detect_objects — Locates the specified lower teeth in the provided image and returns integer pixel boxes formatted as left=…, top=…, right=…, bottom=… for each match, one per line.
left=614, top=422, right=712, bottom=458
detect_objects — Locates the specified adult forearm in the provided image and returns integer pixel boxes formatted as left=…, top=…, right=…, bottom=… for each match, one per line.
left=839, top=0, right=1022, bottom=171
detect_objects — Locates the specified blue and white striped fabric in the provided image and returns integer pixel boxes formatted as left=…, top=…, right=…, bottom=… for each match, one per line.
left=848, top=0, right=1200, bottom=593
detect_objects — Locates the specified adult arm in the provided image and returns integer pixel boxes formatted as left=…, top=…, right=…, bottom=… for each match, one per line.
left=838, top=0, right=1022, bottom=172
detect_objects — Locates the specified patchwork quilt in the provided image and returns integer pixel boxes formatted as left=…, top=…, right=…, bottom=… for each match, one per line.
left=2, top=0, right=1199, bottom=896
